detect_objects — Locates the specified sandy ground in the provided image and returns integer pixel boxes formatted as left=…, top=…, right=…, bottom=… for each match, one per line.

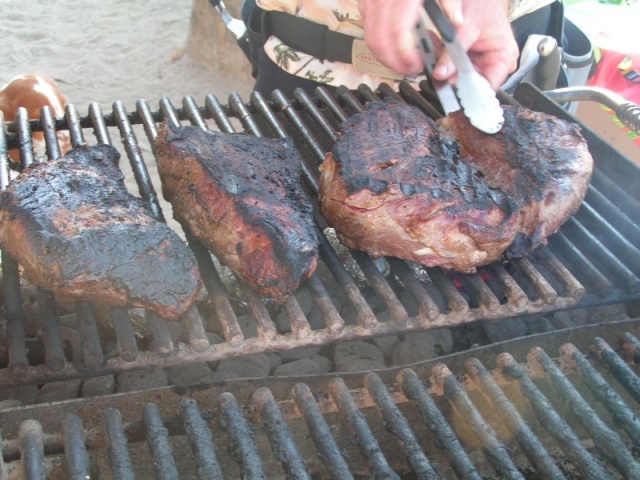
left=0, top=0, right=256, bottom=231
left=0, top=0, right=254, bottom=111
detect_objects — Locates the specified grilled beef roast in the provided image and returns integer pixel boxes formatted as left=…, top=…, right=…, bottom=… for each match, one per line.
left=0, top=144, right=201, bottom=320
left=438, top=106, right=593, bottom=258
left=154, top=122, right=319, bottom=302
left=319, top=101, right=593, bottom=272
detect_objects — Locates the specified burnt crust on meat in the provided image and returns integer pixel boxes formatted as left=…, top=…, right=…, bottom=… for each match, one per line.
left=319, top=101, right=593, bottom=272
left=154, top=122, right=319, bottom=302
left=0, top=144, right=201, bottom=320
left=438, top=106, right=593, bottom=258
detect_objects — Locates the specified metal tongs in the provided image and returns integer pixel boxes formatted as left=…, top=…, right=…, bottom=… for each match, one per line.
left=208, top=0, right=252, bottom=63
left=417, top=0, right=504, bottom=134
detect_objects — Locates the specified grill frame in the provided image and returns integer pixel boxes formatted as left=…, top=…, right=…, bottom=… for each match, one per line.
left=1, top=82, right=640, bottom=387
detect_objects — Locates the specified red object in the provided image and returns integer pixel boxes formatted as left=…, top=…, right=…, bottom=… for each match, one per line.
left=588, top=50, right=640, bottom=146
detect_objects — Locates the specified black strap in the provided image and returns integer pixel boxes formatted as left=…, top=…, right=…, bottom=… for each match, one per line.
left=259, top=9, right=356, bottom=64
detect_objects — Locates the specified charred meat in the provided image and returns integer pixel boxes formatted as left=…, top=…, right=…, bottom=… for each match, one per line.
left=154, top=122, right=319, bottom=302
left=0, top=144, right=201, bottom=320
left=319, top=101, right=593, bottom=272
left=438, top=106, right=593, bottom=258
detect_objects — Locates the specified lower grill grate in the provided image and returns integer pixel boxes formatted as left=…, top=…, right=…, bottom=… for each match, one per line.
left=1, top=82, right=640, bottom=387
left=1, top=320, right=640, bottom=479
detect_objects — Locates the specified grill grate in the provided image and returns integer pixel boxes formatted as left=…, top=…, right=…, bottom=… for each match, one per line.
left=1, top=82, right=640, bottom=386
left=1, top=320, right=640, bottom=478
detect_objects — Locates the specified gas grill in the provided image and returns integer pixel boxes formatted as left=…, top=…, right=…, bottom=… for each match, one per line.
left=1, top=80, right=640, bottom=477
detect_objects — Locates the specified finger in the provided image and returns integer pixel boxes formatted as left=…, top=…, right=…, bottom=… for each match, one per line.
left=433, top=54, right=456, bottom=82
left=361, top=0, right=423, bottom=75
left=439, top=0, right=463, bottom=26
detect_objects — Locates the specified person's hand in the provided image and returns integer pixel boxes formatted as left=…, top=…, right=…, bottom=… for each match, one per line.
left=358, top=0, right=519, bottom=89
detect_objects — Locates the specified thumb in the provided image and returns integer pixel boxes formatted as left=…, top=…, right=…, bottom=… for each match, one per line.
left=438, top=0, right=463, bottom=26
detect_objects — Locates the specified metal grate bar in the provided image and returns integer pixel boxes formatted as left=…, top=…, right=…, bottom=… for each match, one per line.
left=137, top=99, right=160, bottom=146
left=328, top=377, right=401, bottom=480
left=183, top=95, right=208, bottom=130
left=336, top=86, right=366, bottom=114
left=293, top=88, right=339, bottom=143
left=19, top=420, right=46, bottom=480
left=303, top=274, right=344, bottom=332
left=74, top=301, right=103, bottom=368
left=88, top=102, right=112, bottom=146
left=253, top=387, right=312, bottom=480
left=113, top=100, right=165, bottom=222
left=103, top=407, right=135, bottom=480
left=399, top=368, right=483, bottom=480
left=548, top=232, right=615, bottom=297
left=531, top=347, right=640, bottom=478
left=182, top=304, right=211, bottom=352
left=499, top=353, right=613, bottom=480
left=486, top=262, right=529, bottom=308
left=219, top=391, right=268, bottom=479
left=271, top=90, right=326, bottom=167
left=142, top=402, right=181, bottom=480
left=591, top=336, right=640, bottom=404
left=404, top=82, right=443, bottom=119
left=1, top=249, right=28, bottom=375
left=64, top=104, right=85, bottom=150
left=16, top=108, right=35, bottom=168
left=563, top=216, right=640, bottom=293
left=434, top=363, right=525, bottom=479
left=534, top=245, right=585, bottom=299
left=586, top=184, right=640, bottom=250
left=512, top=257, right=559, bottom=304
left=619, top=331, right=640, bottom=363
left=205, top=93, right=236, bottom=133
left=36, top=287, right=65, bottom=372
left=292, top=382, right=355, bottom=480
left=229, top=92, right=261, bottom=135
left=180, top=398, right=225, bottom=480
left=354, top=252, right=409, bottom=326
left=364, top=372, right=439, bottom=479
left=111, top=305, right=139, bottom=361
left=576, top=202, right=640, bottom=276
left=62, top=413, right=91, bottom=480
left=591, top=168, right=640, bottom=223
left=465, top=358, right=566, bottom=479
left=0, top=431, right=5, bottom=480
left=388, top=258, right=442, bottom=321
left=427, top=267, right=470, bottom=314
left=454, top=271, right=501, bottom=311
left=284, top=296, right=313, bottom=337
left=39, top=106, right=62, bottom=160
left=315, top=86, right=349, bottom=125
left=356, top=84, right=380, bottom=103
left=561, top=343, right=640, bottom=445
left=146, top=310, right=175, bottom=354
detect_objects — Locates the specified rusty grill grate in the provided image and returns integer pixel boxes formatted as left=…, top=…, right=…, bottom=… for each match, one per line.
left=1, top=320, right=640, bottom=478
left=1, top=82, right=640, bottom=387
